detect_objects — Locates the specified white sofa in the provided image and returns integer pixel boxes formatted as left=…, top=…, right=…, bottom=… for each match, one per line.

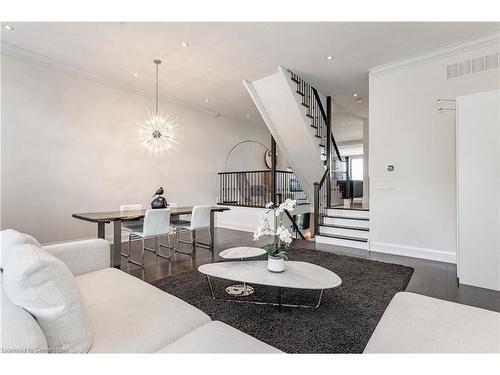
left=3, top=231, right=499, bottom=354
left=1, top=235, right=280, bottom=354
left=364, top=292, right=500, bottom=353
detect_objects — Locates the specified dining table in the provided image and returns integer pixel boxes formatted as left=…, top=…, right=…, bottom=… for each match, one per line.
left=72, top=206, right=230, bottom=268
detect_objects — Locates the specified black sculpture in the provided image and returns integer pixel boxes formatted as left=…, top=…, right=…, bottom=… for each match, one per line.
left=151, top=187, right=168, bottom=209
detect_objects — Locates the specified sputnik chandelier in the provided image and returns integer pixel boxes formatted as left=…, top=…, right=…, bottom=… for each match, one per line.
left=137, top=59, right=181, bottom=158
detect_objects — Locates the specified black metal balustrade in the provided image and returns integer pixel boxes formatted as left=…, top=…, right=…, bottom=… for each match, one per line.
left=217, top=170, right=308, bottom=208
left=289, top=70, right=350, bottom=234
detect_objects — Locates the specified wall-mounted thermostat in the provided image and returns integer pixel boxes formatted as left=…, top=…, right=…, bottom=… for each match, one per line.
left=387, top=164, right=395, bottom=172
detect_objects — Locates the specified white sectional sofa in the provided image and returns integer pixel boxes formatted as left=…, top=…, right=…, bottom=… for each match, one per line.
left=1, top=232, right=280, bottom=353
left=2, top=230, right=499, bottom=354
left=364, top=291, right=500, bottom=353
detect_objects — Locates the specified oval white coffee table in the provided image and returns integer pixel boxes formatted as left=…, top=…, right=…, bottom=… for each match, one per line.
left=198, top=261, right=342, bottom=308
left=218, top=247, right=267, bottom=296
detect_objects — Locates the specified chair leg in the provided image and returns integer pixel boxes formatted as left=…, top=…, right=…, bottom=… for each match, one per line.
left=155, top=236, right=158, bottom=264
left=121, top=233, right=131, bottom=258
left=141, top=238, right=145, bottom=267
left=191, top=230, right=196, bottom=253
left=127, top=234, right=132, bottom=261
left=127, top=234, right=144, bottom=267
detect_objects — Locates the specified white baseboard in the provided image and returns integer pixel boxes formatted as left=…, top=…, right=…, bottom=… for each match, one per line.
left=370, top=241, right=456, bottom=264
left=216, top=222, right=255, bottom=233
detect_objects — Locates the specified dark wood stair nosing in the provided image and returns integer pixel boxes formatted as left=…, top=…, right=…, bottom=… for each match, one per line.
left=317, top=233, right=368, bottom=243
left=323, top=215, right=370, bottom=221
left=320, top=223, right=369, bottom=231
left=328, top=206, right=370, bottom=212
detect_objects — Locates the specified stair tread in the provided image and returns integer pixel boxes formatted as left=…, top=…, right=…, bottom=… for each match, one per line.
left=320, top=224, right=369, bottom=231
left=317, top=233, right=368, bottom=243
left=328, top=206, right=370, bottom=212
left=323, top=215, right=369, bottom=221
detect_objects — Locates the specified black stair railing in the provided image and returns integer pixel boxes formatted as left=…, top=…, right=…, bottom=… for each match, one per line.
left=217, top=170, right=308, bottom=208
left=289, top=69, right=349, bottom=234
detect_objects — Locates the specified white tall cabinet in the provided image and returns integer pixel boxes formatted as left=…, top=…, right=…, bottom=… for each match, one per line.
left=457, top=89, right=500, bottom=291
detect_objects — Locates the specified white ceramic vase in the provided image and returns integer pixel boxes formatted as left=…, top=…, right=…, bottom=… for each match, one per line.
left=267, top=255, right=285, bottom=273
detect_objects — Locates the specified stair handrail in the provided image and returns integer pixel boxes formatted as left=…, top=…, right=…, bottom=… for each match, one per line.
left=311, top=87, right=343, bottom=163
left=313, top=168, right=330, bottom=235
left=284, top=209, right=306, bottom=240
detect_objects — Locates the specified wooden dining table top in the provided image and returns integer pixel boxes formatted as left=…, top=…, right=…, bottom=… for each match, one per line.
left=72, top=206, right=230, bottom=223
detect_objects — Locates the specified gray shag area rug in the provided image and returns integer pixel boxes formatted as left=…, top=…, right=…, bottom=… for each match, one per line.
left=152, top=248, right=414, bottom=353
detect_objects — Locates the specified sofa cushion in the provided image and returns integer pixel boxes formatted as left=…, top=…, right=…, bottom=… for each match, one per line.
left=1, top=229, right=92, bottom=353
left=76, top=268, right=211, bottom=353
left=158, top=321, right=282, bottom=353
left=364, top=292, right=500, bottom=353
left=1, top=274, right=48, bottom=353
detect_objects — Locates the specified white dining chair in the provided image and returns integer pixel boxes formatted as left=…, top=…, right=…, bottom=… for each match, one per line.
left=172, top=205, right=212, bottom=256
left=126, top=208, right=172, bottom=267
left=119, top=204, right=144, bottom=258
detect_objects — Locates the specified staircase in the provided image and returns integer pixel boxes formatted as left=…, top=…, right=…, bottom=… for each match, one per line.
left=316, top=206, right=370, bottom=250
left=245, top=67, right=369, bottom=251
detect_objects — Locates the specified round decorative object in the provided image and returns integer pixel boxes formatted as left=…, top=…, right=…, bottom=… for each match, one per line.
left=265, top=149, right=273, bottom=169
left=225, top=284, right=255, bottom=296
left=151, top=196, right=168, bottom=209
left=267, top=255, right=286, bottom=273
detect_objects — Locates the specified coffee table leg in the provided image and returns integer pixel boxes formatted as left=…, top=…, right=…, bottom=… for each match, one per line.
left=315, top=289, right=325, bottom=308
left=204, top=276, right=325, bottom=308
left=206, top=275, right=216, bottom=300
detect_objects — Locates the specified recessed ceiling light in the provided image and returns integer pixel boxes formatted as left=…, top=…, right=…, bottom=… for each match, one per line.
left=356, top=98, right=364, bottom=104
left=353, top=93, right=358, bottom=97
left=205, top=99, right=210, bottom=103
left=133, top=72, right=139, bottom=77
left=245, top=113, right=250, bottom=118
left=2, top=24, right=14, bottom=31
left=181, top=41, right=189, bottom=47
left=326, top=55, right=334, bottom=61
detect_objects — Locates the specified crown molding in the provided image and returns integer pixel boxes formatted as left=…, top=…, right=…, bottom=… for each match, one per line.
left=0, top=41, right=225, bottom=118
left=369, top=33, right=500, bottom=76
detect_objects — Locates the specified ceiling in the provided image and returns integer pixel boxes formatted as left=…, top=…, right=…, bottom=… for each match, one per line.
left=2, top=22, right=498, bottom=127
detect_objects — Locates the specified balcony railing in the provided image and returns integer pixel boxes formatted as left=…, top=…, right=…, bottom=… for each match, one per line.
left=217, top=170, right=308, bottom=208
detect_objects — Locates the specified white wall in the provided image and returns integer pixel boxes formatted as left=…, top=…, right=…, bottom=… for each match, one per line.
left=362, top=119, right=369, bottom=205
left=369, top=40, right=500, bottom=263
left=1, top=54, right=270, bottom=244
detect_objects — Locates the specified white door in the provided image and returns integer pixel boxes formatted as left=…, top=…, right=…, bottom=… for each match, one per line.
left=457, top=89, right=500, bottom=291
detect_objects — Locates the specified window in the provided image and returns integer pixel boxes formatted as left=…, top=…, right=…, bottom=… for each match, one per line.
left=351, top=157, right=363, bottom=181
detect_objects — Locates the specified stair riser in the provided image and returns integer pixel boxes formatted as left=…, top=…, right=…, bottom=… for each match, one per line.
left=315, top=235, right=369, bottom=250
left=326, top=208, right=369, bottom=219
left=323, top=217, right=370, bottom=229
left=320, top=226, right=369, bottom=239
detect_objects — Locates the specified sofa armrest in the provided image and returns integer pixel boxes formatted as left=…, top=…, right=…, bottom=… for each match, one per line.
left=43, top=239, right=110, bottom=276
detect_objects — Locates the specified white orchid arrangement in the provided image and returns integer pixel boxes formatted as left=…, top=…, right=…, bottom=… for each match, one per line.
left=253, top=199, right=297, bottom=258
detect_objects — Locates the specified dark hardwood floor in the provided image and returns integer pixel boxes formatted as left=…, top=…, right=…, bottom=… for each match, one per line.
left=122, top=227, right=500, bottom=313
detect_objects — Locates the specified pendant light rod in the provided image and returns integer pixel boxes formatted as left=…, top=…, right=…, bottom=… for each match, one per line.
left=153, top=59, right=162, bottom=116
